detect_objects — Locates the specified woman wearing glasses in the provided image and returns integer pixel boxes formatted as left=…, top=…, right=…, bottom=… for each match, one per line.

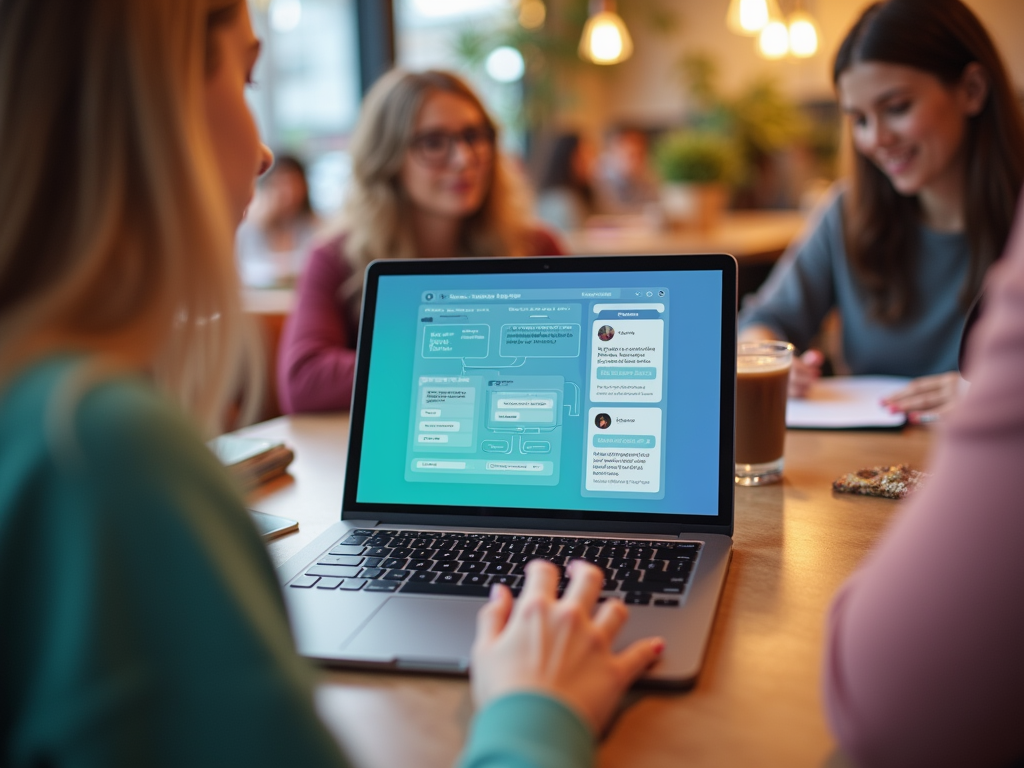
left=278, top=69, right=562, bottom=413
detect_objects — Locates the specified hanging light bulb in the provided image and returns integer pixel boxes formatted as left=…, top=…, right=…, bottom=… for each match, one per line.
left=726, top=0, right=768, bottom=35
left=787, top=10, right=820, bottom=57
left=726, top=0, right=784, bottom=36
left=579, top=0, right=633, bottom=66
left=758, top=19, right=789, bottom=59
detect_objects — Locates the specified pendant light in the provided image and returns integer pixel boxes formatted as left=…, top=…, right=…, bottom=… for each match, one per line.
left=726, top=0, right=783, bottom=36
left=787, top=8, right=820, bottom=57
left=579, top=0, right=633, bottom=66
left=730, top=0, right=821, bottom=60
left=758, top=19, right=789, bottom=59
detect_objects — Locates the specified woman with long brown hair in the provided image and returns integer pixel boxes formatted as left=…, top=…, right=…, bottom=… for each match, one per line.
left=739, top=0, right=1024, bottom=423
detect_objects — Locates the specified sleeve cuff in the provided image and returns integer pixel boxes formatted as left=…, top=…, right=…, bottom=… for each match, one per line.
left=458, top=692, right=595, bottom=768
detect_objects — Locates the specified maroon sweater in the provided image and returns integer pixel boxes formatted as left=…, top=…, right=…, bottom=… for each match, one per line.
left=277, top=229, right=564, bottom=413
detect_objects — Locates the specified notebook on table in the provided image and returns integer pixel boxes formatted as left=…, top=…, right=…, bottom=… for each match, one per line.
left=786, top=375, right=911, bottom=430
left=277, top=253, right=736, bottom=688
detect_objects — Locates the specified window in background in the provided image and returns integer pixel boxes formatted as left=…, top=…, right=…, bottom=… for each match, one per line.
left=394, top=0, right=526, bottom=154
left=247, top=0, right=361, bottom=215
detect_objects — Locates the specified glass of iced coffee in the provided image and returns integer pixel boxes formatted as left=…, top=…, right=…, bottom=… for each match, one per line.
left=735, top=340, right=794, bottom=486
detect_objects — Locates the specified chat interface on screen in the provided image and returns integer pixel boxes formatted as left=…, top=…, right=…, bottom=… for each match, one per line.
left=357, top=271, right=723, bottom=517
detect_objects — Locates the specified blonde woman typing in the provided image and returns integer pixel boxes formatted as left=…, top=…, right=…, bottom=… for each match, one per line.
left=0, top=2, right=658, bottom=766
left=277, top=69, right=563, bottom=413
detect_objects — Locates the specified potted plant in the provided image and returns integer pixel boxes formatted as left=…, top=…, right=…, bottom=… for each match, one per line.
left=653, top=130, right=737, bottom=230
left=678, top=53, right=814, bottom=208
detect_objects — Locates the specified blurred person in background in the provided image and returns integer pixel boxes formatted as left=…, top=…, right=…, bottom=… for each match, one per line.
left=739, top=0, right=1024, bottom=424
left=535, top=131, right=597, bottom=233
left=278, top=69, right=562, bottom=414
left=593, top=126, right=660, bottom=215
left=0, top=2, right=659, bottom=765
left=236, top=153, right=320, bottom=288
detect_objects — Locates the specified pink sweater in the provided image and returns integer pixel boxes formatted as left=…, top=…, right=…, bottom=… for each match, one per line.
left=277, top=230, right=564, bottom=414
left=823, top=198, right=1024, bottom=766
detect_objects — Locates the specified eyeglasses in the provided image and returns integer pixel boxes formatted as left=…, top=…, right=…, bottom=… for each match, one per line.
left=409, top=125, right=496, bottom=167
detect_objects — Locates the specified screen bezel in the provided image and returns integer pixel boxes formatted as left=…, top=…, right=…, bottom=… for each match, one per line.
left=341, top=253, right=736, bottom=536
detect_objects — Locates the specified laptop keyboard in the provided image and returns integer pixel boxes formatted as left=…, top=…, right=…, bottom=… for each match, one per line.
left=289, top=529, right=702, bottom=607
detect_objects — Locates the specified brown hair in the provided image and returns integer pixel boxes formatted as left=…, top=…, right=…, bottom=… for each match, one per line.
left=0, top=0, right=259, bottom=432
left=833, top=0, right=1024, bottom=323
left=334, top=68, right=534, bottom=297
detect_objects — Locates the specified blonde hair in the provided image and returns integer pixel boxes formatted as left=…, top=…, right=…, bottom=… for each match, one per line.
left=0, top=0, right=259, bottom=433
left=336, top=69, right=535, bottom=297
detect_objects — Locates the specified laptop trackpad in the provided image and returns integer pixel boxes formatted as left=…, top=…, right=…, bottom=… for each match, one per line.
left=341, top=597, right=480, bottom=669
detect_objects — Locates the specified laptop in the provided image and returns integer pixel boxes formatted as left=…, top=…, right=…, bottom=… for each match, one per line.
left=277, top=253, right=736, bottom=688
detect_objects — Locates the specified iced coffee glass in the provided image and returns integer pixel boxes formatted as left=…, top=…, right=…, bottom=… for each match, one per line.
left=735, top=340, right=794, bottom=486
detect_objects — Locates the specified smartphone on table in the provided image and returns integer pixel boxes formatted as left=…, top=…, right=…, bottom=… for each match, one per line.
left=248, top=509, right=298, bottom=540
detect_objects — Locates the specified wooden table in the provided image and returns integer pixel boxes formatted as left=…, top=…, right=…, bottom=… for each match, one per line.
left=240, top=415, right=933, bottom=768
left=564, top=210, right=807, bottom=262
left=564, top=209, right=807, bottom=301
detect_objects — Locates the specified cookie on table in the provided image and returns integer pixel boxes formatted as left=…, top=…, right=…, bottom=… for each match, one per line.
left=832, top=464, right=927, bottom=500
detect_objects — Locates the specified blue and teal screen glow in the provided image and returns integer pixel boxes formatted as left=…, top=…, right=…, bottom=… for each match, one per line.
left=356, top=270, right=723, bottom=516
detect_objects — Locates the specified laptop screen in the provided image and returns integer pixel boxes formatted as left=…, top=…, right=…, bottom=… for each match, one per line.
left=344, top=254, right=735, bottom=530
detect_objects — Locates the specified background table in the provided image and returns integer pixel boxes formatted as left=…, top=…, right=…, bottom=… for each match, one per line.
left=240, top=414, right=933, bottom=768
left=565, top=210, right=808, bottom=300
left=564, top=210, right=807, bottom=261
left=240, top=210, right=808, bottom=424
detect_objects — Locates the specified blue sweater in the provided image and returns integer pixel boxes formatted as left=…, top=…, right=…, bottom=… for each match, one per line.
left=739, top=190, right=971, bottom=376
left=0, top=356, right=592, bottom=768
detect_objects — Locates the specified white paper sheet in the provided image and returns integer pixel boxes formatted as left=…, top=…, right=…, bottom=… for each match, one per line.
left=786, top=375, right=911, bottom=429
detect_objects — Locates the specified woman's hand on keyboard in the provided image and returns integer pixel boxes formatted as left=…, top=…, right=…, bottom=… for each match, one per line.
left=470, top=559, right=664, bottom=734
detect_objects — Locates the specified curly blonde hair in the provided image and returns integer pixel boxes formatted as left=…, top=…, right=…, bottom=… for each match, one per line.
left=336, top=69, right=536, bottom=297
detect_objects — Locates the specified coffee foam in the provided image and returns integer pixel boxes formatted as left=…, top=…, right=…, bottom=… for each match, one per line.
left=737, top=357, right=791, bottom=374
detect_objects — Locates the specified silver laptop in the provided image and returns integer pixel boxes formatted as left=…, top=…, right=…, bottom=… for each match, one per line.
left=278, top=253, right=736, bottom=688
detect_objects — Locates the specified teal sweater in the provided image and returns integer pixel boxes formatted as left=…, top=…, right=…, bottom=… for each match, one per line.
left=0, top=357, right=593, bottom=768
